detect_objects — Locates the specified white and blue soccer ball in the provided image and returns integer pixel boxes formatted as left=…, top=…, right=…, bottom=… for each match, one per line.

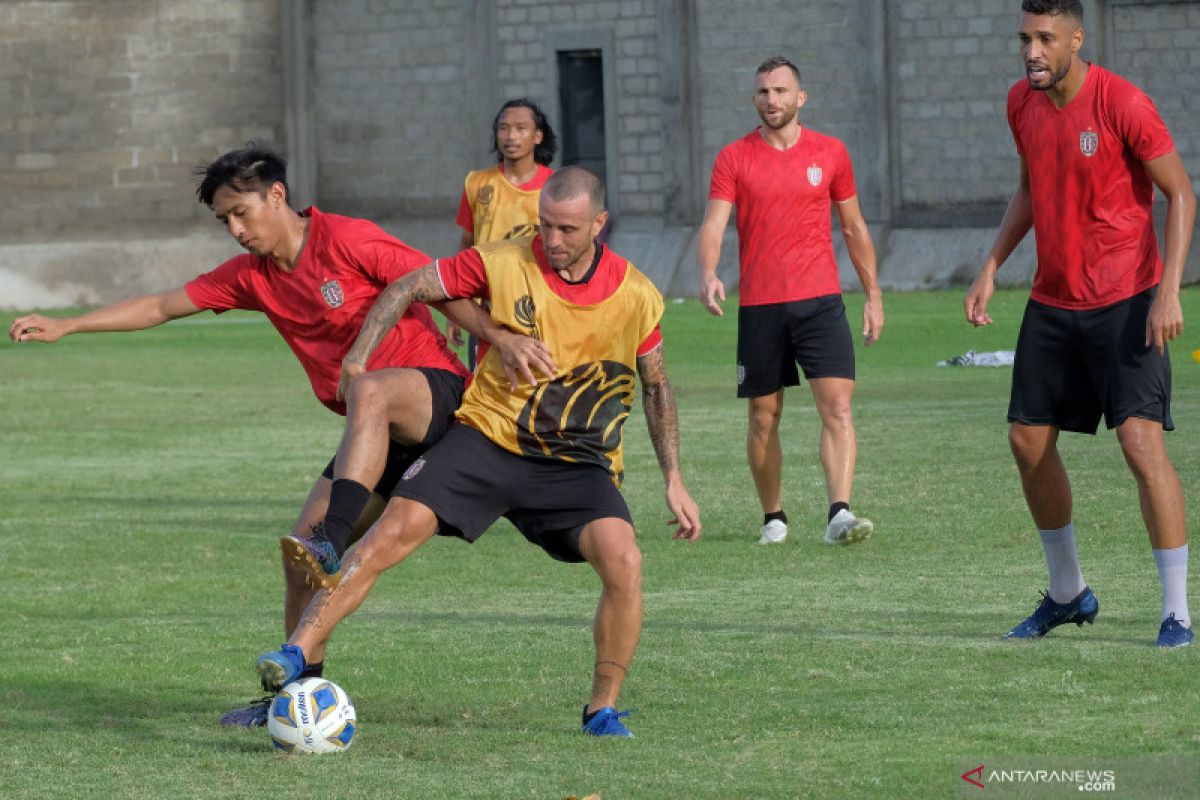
left=267, top=678, right=358, bottom=754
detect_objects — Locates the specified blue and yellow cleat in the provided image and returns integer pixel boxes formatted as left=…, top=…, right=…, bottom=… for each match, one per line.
left=1157, top=614, right=1194, bottom=648
left=256, top=643, right=306, bottom=692
left=281, top=526, right=342, bottom=589
left=582, top=706, right=635, bottom=738
left=1004, top=587, right=1099, bottom=639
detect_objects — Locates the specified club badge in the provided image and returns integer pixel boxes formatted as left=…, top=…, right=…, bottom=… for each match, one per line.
left=1079, top=130, right=1098, bottom=158
left=319, top=280, right=344, bottom=308
left=807, top=164, right=823, bottom=187
left=478, top=185, right=494, bottom=205
left=402, top=458, right=425, bottom=481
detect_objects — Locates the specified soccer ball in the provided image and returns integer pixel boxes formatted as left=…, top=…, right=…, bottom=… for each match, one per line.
left=267, top=678, right=358, bottom=754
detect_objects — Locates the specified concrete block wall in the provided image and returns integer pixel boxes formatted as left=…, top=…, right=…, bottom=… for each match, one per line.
left=1, top=0, right=282, bottom=242
left=310, top=0, right=476, bottom=219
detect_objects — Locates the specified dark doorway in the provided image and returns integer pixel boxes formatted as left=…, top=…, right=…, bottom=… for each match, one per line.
left=557, top=49, right=606, bottom=182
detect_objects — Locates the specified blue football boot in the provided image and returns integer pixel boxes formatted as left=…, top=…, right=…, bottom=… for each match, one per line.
left=219, top=696, right=272, bottom=727
left=256, top=643, right=306, bottom=692
left=1157, top=614, right=1194, bottom=648
left=582, top=706, right=634, bottom=738
left=1004, top=587, right=1099, bottom=639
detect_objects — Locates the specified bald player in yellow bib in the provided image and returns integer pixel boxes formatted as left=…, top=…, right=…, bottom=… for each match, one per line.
left=258, top=166, right=701, bottom=738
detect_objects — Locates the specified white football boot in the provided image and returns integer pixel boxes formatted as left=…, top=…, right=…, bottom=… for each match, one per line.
left=824, top=508, right=873, bottom=545
left=758, top=519, right=788, bottom=544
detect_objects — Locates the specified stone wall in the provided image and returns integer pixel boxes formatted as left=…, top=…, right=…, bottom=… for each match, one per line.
left=1, top=0, right=281, bottom=242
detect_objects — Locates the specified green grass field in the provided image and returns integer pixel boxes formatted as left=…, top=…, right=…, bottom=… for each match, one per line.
left=2, top=290, right=1199, bottom=799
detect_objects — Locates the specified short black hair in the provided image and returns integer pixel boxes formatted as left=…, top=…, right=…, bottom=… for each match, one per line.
left=492, top=99, right=557, bottom=166
left=194, top=143, right=290, bottom=208
left=1021, top=0, right=1084, bottom=23
left=756, top=55, right=801, bottom=86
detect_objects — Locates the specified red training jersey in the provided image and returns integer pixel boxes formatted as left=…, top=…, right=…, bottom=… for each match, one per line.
left=185, top=206, right=468, bottom=415
left=709, top=126, right=856, bottom=306
left=436, top=236, right=662, bottom=356
left=1008, top=64, right=1174, bottom=310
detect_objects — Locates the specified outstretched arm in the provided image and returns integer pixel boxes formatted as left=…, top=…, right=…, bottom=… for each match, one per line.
left=9, top=288, right=202, bottom=343
left=1143, top=150, right=1196, bottom=354
left=834, top=195, right=884, bottom=346
left=965, top=157, right=1033, bottom=327
left=637, top=344, right=701, bottom=541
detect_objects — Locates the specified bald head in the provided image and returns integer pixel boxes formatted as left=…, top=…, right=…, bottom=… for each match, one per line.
left=542, top=165, right=605, bottom=216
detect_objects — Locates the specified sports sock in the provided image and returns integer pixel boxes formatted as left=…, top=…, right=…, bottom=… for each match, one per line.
left=763, top=510, right=788, bottom=526
left=828, top=502, right=849, bottom=523
left=582, top=705, right=599, bottom=724
left=1039, top=523, right=1086, bottom=604
left=298, top=661, right=324, bottom=680
left=323, top=479, right=372, bottom=555
left=1153, top=544, right=1190, bottom=627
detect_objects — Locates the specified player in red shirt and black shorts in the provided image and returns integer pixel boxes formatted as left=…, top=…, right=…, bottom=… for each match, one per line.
left=8, top=145, right=507, bottom=717
left=965, top=1, right=1197, bottom=647
left=697, top=55, right=885, bottom=548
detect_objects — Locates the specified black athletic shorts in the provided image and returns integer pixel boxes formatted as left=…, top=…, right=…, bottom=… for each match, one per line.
left=321, top=367, right=466, bottom=495
left=1008, top=288, right=1173, bottom=434
left=391, top=423, right=632, bottom=563
left=736, top=294, right=855, bottom=398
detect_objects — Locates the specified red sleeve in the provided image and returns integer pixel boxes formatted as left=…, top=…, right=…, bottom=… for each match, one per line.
left=184, top=255, right=260, bottom=312
left=340, top=219, right=431, bottom=285
left=1007, top=83, right=1025, bottom=157
left=435, top=247, right=489, bottom=300
left=636, top=324, right=663, bottom=357
left=455, top=189, right=474, bottom=234
left=1115, top=86, right=1174, bottom=163
left=708, top=145, right=738, bottom=202
left=830, top=142, right=857, bottom=203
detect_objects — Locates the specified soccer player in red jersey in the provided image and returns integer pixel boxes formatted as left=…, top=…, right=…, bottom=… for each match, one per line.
left=447, top=99, right=556, bottom=367
left=8, top=145, right=515, bottom=718
left=964, top=1, right=1197, bottom=647
left=696, top=55, right=884, bottom=547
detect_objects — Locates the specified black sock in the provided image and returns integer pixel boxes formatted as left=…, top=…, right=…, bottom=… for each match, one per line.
left=828, top=502, right=850, bottom=523
left=297, top=661, right=324, bottom=680
left=763, top=510, right=788, bottom=526
left=582, top=705, right=598, bottom=724
left=323, top=479, right=372, bottom=555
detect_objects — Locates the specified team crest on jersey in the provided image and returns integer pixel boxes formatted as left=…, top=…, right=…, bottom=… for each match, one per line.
left=319, top=280, right=344, bottom=308
left=514, top=295, right=539, bottom=338
left=1079, top=130, right=1098, bottom=157
left=402, top=458, right=426, bottom=481
left=477, top=185, right=494, bottom=205
left=806, top=164, right=823, bottom=187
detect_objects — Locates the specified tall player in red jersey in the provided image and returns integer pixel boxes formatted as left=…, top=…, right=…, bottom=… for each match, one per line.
left=697, top=55, right=884, bottom=547
left=964, top=1, right=1197, bottom=647
left=8, top=145, right=508, bottom=718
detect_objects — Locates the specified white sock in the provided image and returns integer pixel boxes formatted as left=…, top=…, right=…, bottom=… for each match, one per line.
left=1153, top=545, right=1190, bottom=627
left=1039, top=523, right=1086, bottom=603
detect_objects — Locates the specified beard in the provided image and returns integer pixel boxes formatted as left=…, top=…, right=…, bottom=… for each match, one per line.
left=1028, top=59, right=1071, bottom=91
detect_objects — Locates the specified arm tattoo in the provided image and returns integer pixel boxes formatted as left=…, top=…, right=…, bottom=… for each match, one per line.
left=637, top=346, right=681, bottom=475
left=346, top=264, right=447, bottom=365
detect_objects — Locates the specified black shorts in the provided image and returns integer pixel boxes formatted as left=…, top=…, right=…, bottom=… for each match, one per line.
left=1008, top=289, right=1173, bottom=434
left=391, top=423, right=632, bottom=563
left=321, top=367, right=466, bottom=495
left=736, top=294, right=855, bottom=398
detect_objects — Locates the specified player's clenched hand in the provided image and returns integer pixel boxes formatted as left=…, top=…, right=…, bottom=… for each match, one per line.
left=665, top=478, right=701, bottom=541
left=699, top=275, right=726, bottom=317
left=862, top=295, right=884, bottom=346
left=8, top=314, right=67, bottom=343
left=1145, top=291, right=1183, bottom=356
left=494, top=330, right=557, bottom=391
left=337, top=358, right=366, bottom=402
left=964, top=272, right=995, bottom=327
left=445, top=322, right=465, bottom=348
